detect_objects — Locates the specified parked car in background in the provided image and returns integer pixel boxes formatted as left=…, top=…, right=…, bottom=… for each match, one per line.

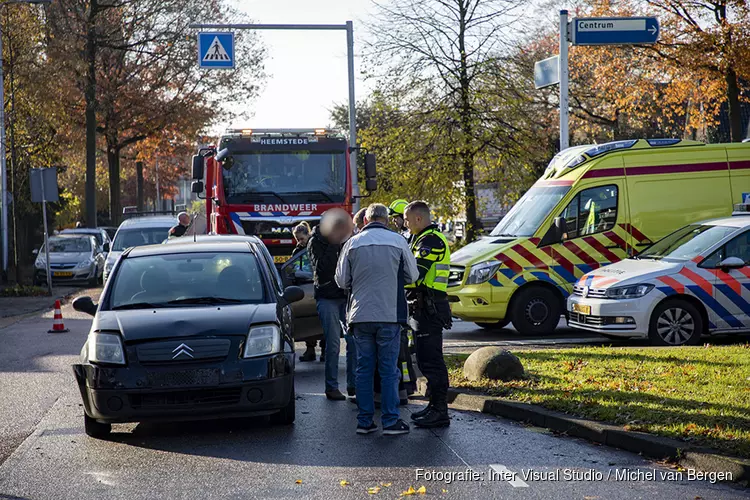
left=72, top=240, right=304, bottom=438
left=104, top=215, right=177, bottom=282
left=568, top=208, right=750, bottom=346
left=33, top=235, right=105, bottom=286
left=60, top=228, right=111, bottom=250
left=164, top=235, right=322, bottom=342
left=101, top=226, right=118, bottom=240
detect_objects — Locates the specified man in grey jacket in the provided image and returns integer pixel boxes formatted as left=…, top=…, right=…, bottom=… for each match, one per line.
left=335, top=203, right=418, bottom=436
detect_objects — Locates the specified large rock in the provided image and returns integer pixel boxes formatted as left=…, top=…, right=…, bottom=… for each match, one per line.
left=463, top=347, right=524, bottom=382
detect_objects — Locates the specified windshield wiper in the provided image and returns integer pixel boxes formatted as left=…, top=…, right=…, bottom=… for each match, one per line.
left=289, top=191, right=334, bottom=203
left=241, top=192, right=287, bottom=204
left=167, top=297, right=244, bottom=305
left=112, top=302, right=165, bottom=310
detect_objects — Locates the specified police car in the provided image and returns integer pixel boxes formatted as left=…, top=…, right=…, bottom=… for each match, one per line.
left=567, top=205, right=750, bottom=346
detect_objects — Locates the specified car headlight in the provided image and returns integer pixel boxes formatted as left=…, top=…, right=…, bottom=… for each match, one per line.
left=76, top=258, right=93, bottom=269
left=243, top=324, right=281, bottom=358
left=605, top=284, right=654, bottom=300
left=88, top=332, right=126, bottom=365
left=466, top=260, right=501, bottom=285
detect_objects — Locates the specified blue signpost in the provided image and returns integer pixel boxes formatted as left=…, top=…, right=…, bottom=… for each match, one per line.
left=198, top=32, right=235, bottom=69
left=571, top=17, right=659, bottom=46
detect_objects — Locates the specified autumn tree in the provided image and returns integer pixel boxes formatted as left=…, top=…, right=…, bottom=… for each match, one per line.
left=366, top=0, right=526, bottom=242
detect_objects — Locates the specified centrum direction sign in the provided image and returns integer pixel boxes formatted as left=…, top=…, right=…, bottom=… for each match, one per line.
left=571, top=17, right=659, bottom=46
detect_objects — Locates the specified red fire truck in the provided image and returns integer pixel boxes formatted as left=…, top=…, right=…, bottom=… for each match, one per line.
left=191, top=128, right=376, bottom=263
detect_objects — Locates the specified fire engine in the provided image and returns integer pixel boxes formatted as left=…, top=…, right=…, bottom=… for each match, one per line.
left=190, top=128, right=376, bottom=263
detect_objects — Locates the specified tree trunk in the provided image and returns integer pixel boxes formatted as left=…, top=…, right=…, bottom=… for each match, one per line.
left=106, top=136, right=121, bottom=226
left=136, top=161, right=144, bottom=211
left=725, top=66, right=743, bottom=142
left=458, top=0, right=478, bottom=242
left=84, top=1, right=98, bottom=228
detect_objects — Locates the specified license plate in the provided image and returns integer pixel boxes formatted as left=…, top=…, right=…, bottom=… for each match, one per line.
left=573, top=303, right=591, bottom=315
left=274, top=255, right=291, bottom=264
left=53, top=271, right=73, bottom=277
left=146, top=368, right=220, bottom=388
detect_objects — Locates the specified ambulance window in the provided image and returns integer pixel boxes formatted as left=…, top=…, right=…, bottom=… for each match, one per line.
left=561, top=185, right=618, bottom=239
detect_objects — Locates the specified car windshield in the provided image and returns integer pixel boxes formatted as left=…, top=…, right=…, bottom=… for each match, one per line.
left=112, top=227, right=173, bottom=251
left=109, top=252, right=266, bottom=309
left=638, top=224, right=738, bottom=261
left=490, top=185, right=571, bottom=237
left=45, top=238, right=91, bottom=253
left=62, top=229, right=103, bottom=245
left=222, top=151, right=346, bottom=204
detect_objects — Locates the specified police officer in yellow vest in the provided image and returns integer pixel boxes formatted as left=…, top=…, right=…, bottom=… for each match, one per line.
left=403, top=200, right=451, bottom=428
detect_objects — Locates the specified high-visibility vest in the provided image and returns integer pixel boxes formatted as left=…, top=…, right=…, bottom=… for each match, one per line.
left=406, top=226, right=450, bottom=293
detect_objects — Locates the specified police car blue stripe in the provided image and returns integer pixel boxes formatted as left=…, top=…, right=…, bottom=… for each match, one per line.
left=687, top=285, right=743, bottom=328
left=716, top=284, right=750, bottom=315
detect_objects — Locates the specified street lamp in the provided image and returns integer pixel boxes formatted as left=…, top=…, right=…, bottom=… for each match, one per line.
left=0, top=0, right=51, bottom=280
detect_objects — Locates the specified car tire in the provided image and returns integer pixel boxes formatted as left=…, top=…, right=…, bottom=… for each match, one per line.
left=84, top=414, right=111, bottom=439
left=510, top=286, right=562, bottom=336
left=270, top=386, right=295, bottom=425
left=475, top=320, right=510, bottom=330
left=648, top=299, right=703, bottom=346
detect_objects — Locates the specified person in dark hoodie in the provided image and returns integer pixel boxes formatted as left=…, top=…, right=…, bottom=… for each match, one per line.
left=308, top=209, right=357, bottom=401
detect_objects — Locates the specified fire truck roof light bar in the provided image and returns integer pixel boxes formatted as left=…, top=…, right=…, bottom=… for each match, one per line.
left=224, top=128, right=342, bottom=136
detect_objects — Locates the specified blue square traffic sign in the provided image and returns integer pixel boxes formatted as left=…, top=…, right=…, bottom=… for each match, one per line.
left=198, top=32, right=235, bottom=69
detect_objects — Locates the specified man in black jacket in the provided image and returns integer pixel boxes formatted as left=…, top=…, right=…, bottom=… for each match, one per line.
left=308, top=211, right=356, bottom=401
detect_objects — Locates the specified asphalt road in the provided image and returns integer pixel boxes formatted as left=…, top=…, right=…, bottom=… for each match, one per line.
left=0, top=301, right=746, bottom=499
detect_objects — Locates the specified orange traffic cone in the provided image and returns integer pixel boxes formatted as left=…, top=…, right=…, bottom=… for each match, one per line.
left=48, top=300, right=69, bottom=333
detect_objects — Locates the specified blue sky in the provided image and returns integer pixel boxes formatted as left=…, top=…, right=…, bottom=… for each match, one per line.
left=232, top=0, right=373, bottom=129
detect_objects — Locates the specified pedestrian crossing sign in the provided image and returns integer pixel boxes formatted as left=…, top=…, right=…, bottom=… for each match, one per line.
left=198, top=32, right=235, bottom=69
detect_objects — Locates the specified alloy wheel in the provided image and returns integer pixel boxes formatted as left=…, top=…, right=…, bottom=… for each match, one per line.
left=656, top=307, right=695, bottom=345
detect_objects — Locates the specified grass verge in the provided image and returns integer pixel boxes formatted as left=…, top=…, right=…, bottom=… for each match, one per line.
left=0, top=284, right=48, bottom=297
left=446, top=345, right=750, bottom=458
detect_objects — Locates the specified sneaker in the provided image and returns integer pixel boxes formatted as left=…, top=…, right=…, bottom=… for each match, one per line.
left=325, top=389, right=346, bottom=401
left=411, top=405, right=433, bottom=420
left=383, top=419, right=410, bottom=435
left=413, top=408, right=450, bottom=428
left=357, top=422, right=378, bottom=434
left=299, top=348, right=316, bottom=362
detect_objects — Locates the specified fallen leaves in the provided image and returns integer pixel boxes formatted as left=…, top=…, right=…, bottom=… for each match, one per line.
left=368, top=486, right=381, bottom=494
left=340, top=480, right=350, bottom=487
left=295, top=480, right=302, bottom=485
left=400, top=486, right=427, bottom=496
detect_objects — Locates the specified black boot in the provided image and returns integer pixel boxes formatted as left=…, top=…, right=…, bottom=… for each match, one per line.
left=299, top=347, right=316, bottom=362
left=411, top=405, right=432, bottom=420
left=413, top=407, right=450, bottom=428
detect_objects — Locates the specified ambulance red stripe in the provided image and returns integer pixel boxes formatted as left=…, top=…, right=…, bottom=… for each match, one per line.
left=603, top=231, right=628, bottom=251
left=562, top=241, right=600, bottom=267
left=583, top=236, right=621, bottom=263
left=541, top=246, right=577, bottom=277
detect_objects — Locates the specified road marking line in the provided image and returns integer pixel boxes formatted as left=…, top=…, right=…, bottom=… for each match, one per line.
left=490, top=464, right=529, bottom=488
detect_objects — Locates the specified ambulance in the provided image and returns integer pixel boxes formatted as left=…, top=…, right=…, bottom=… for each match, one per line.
left=567, top=205, right=750, bottom=346
left=448, top=138, right=750, bottom=335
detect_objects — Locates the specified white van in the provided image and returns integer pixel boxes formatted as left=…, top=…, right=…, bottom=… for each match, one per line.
left=104, top=215, right=178, bottom=281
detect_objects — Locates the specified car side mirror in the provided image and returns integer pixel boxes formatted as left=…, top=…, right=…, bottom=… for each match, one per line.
left=191, top=154, right=204, bottom=180
left=365, top=178, right=377, bottom=192
left=282, top=286, right=305, bottom=304
left=718, top=256, right=745, bottom=270
left=103, top=243, right=110, bottom=253
left=554, top=216, right=567, bottom=241
left=191, top=180, right=204, bottom=194
left=364, top=153, right=377, bottom=179
left=72, top=296, right=97, bottom=317
left=215, top=148, right=230, bottom=163
left=32, top=248, right=39, bottom=255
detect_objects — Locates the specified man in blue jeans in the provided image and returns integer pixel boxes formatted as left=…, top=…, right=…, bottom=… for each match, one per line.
left=309, top=210, right=356, bottom=400
left=335, top=204, right=418, bottom=435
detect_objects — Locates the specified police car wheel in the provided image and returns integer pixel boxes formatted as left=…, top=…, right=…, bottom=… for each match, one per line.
left=475, top=320, right=510, bottom=330
left=648, top=300, right=702, bottom=346
left=511, top=286, right=561, bottom=336
left=270, top=386, right=295, bottom=425
left=84, top=414, right=111, bottom=439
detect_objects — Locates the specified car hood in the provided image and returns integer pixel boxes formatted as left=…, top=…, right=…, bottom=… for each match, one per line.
left=46, top=252, right=91, bottom=263
left=577, top=258, right=685, bottom=289
left=93, top=303, right=279, bottom=342
left=451, top=236, right=518, bottom=266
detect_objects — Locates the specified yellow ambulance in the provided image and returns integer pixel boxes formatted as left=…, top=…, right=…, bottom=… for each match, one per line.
left=448, top=138, right=750, bottom=335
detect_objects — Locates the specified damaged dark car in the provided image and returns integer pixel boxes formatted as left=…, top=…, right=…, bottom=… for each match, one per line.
left=72, top=241, right=304, bottom=438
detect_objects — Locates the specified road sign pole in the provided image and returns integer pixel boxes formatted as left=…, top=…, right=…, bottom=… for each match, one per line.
left=40, top=171, right=51, bottom=295
left=346, top=21, right=361, bottom=211
left=559, top=10, right=570, bottom=151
